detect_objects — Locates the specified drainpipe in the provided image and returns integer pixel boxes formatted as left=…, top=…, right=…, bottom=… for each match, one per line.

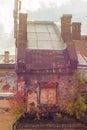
left=10, top=119, right=17, bottom=130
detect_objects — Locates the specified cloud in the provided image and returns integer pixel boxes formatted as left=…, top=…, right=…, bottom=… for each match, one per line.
left=0, top=0, right=87, bottom=54
left=21, top=0, right=71, bottom=12
left=0, top=0, right=9, bottom=5
left=21, top=0, right=41, bottom=12
left=81, top=0, right=87, bottom=2
left=0, top=0, right=14, bottom=54
left=0, top=0, right=14, bottom=33
left=40, top=0, right=71, bottom=7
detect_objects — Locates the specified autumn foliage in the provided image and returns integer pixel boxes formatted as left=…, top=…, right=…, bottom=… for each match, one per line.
left=66, top=72, right=87, bottom=119
left=8, top=73, right=87, bottom=120
left=9, top=91, right=27, bottom=119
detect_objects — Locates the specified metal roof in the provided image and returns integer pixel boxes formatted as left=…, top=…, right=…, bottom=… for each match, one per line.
left=77, top=53, right=87, bottom=66
left=27, top=21, right=66, bottom=50
left=73, top=40, right=87, bottom=68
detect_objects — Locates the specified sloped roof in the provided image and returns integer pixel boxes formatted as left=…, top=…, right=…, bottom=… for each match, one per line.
left=73, top=40, right=87, bottom=67
left=27, top=21, right=66, bottom=50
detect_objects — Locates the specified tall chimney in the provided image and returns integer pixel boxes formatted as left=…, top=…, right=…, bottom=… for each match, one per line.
left=4, top=51, right=9, bottom=63
left=72, top=22, right=81, bottom=40
left=61, top=14, right=72, bottom=42
left=17, top=13, right=27, bottom=62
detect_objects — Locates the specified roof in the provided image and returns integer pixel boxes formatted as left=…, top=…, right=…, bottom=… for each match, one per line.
left=27, top=21, right=66, bottom=50
left=0, top=55, right=15, bottom=64
left=73, top=40, right=87, bottom=68
left=25, top=21, right=78, bottom=72
left=0, top=55, right=15, bottom=70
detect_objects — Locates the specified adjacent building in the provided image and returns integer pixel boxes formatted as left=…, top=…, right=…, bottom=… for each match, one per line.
left=0, top=51, right=17, bottom=96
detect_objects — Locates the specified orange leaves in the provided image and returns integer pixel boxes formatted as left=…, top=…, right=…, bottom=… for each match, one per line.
left=9, top=91, right=27, bottom=119
left=0, top=79, right=3, bottom=83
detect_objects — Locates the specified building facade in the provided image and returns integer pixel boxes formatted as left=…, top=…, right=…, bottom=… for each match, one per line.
left=15, top=13, right=81, bottom=111
left=0, top=51, right=17, bottom=95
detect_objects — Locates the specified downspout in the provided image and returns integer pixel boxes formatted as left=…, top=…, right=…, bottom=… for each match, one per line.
left=10, top=119, right=17, bottom=130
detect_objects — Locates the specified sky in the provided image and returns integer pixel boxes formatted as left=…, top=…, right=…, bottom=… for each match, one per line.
left=0, top=0, right=87, bottom=55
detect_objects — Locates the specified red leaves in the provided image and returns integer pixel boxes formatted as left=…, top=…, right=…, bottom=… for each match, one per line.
left=0, top=79, right=3, bottom=83
left=9, top=91, right=27, bottom=119
left=2, top=83, right=10, bottom=91
left=46, top=76, right=59, bottom=88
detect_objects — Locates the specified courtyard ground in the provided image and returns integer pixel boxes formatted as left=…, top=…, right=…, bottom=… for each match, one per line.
left=0, top=99, right=13, bottom=130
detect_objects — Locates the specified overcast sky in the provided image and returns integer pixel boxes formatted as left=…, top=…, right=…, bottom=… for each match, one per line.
left=0, top=0, right=87, bottom=55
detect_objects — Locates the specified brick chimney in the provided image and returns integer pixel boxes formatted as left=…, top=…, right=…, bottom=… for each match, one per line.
left=72, top=22, right=81, bottom=40
left=17, top=13, right=27, bottom=62
left=61, top=14, right=72, bottom=42
left=4, top=51, right=9, bottom=63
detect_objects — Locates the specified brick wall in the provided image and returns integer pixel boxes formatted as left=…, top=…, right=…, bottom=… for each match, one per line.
left=72, top=22, right=81, bottom=40
left=16, top=122, right=87, bottom=130
left=61, top=14, right=72, bottom=41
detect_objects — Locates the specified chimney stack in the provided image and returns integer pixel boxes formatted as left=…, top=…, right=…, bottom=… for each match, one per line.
left=4, top=51, right=9, bottom=63
left=72, top=22, right=81, bottom=40
left=17, top=13, right=27, bottom=61
left=61, top=14, right=72, bottom=42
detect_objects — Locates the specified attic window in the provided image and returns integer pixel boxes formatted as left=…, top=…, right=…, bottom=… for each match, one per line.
left=40, top=85, right=57, bottom=105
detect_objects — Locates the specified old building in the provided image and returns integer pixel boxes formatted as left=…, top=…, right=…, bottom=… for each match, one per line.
left=0, top=51, right=17, bottom=130
left=12, top=13, right=87, bottom=130
left=15, top=13, right=87, bottom=108
left=16, top=13, right=86, bottom=111
left=61, top=14, right=87, bottom=103
left=0, top=51, right=17, bottom=94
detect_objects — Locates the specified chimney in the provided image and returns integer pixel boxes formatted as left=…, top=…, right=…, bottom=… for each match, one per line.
left=4, top=51, right=9, bottom=63
left=61, top=14, right=72, bottom=42
left=72, top=22, right=81, bottom=40
left=17, top=13, right=27, bottom=61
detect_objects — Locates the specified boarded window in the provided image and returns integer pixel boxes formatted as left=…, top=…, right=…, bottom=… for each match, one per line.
left=40, top=86, right=57, bottom=105
left=27, top=91, right=37, bottom=112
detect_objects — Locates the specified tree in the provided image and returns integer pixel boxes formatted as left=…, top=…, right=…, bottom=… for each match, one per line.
left=9, top=91, right=27, bottom=120
left=67, top=72, right=87, bottom=119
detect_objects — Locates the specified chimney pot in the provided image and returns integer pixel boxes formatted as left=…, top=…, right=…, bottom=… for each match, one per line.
left=4, top=51, right=9, bottom=63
